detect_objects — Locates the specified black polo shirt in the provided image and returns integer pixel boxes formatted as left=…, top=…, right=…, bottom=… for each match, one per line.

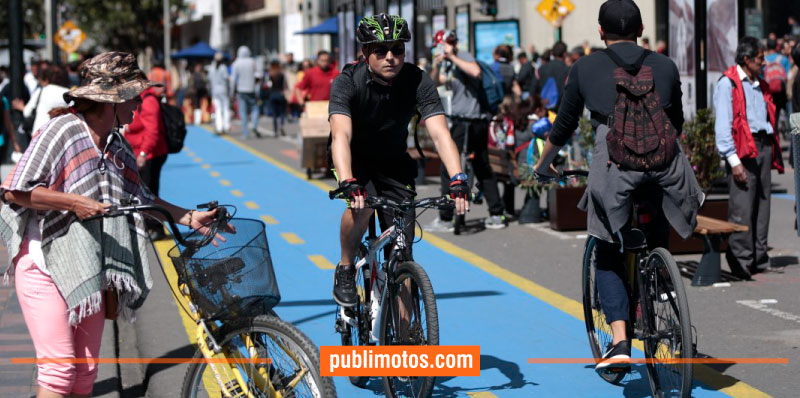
left=328, top=61, right=445, bottom=165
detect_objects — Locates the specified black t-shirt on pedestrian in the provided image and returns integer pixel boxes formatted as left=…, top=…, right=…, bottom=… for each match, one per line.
left=549, top=42, right=684, bottom=146
left=329, top=61, right=445, bottom=164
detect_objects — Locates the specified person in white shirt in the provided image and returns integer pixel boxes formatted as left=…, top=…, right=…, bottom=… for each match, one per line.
left=23, top=60, right=45, bottom=97
left=13, top=65, right=69, bottom=136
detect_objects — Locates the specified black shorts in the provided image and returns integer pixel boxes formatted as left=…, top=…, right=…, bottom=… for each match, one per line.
left=337, top=154, right=418, bottom=258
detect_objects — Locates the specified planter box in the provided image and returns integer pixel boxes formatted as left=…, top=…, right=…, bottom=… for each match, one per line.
left=668, top=197, right=729, bottom=254
left=548, top=186, right=588, bottom=231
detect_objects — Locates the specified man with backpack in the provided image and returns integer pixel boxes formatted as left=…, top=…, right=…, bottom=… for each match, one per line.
left=713, top=36, right=785, bottom=279
left=425, top=30, right=507, bottom=231
left=764, top=38, right=790, bottom=120
left=535, top=41, right=569, bottom=110
left=534, top=0, right=703, bottom=372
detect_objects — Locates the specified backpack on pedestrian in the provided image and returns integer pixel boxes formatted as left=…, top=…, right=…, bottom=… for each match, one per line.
left=161, top=102, right=187, bottom=153
left=539, top=77, right=559, bottom=110
left=145, top=92, right=187, bottom=154
left=602, top=49, right=678, bottom=172
left=476, top=60, right=504, bottom=113
left=764, top=57, right=787, bottom=95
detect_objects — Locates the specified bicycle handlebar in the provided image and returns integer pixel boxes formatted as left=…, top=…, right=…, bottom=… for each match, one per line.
left=84, top=201, right=229, bottom=248
left=533, top=169, right=589, bottom=183
left=329, top=188, right=455, bottom=211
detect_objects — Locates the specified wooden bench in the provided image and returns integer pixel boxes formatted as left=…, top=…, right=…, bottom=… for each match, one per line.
left=691, top=215, right=748, bottom=286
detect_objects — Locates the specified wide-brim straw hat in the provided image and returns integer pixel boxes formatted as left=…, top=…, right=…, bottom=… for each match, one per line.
left=64, top=51, right=162, bottom=104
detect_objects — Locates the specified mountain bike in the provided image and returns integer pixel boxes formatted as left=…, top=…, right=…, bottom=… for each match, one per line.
left=90, top=201, right=336, bottom=398
left=328, top=190, right=454, bottom=398
left=538, top=170, right=694, bottom=398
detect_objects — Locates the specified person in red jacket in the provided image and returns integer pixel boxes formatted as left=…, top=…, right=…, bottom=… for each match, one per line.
left=713, top=36, right=785, bottom=279
left=126, top=86, right=169, bottom=239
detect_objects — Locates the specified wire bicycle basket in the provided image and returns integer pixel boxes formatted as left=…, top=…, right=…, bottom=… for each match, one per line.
left=167, top=218, right=280, bottom=320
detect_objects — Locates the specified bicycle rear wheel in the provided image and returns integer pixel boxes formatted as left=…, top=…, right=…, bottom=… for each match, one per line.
left=643, top=248, right=694, bottom=398
left=380, top=261, right=439, bottom=398
left=581, top=236, right=626, bottom=385
left=338, top=246, right=371, bottom=388
left=181, top=314, right=336, bottom=398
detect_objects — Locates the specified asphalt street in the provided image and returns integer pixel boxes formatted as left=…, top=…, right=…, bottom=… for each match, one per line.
left=120, top=122, right=798, bottom=398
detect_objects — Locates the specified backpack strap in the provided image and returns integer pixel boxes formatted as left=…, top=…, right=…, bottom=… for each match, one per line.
left=602, top=48, right=652, bottom=75
left=412, top=111, right=425, bottom=161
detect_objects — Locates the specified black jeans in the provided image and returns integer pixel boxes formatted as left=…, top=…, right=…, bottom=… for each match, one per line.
left=140, top=155, right=167, bottom=231
left=439, top=119, right=504, bottom=221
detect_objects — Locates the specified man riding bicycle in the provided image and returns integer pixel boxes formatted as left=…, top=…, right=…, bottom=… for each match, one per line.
left=534, top=0, right=703, bottom=371
left=329, top=13, right=468, bottom=307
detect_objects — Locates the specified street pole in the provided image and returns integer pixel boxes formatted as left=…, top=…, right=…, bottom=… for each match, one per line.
left=164, top=0, right=171, bottom=72
left=51, top=0, right=60, bottom=64
left=8, top=0, right=24, bottom=101
left=694, top=0, right=707, bottom=110
left=45, top=0, right=53, bottom=61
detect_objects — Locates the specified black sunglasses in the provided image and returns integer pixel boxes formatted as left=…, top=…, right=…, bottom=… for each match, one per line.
left=372, top=43, right=405, bottom=56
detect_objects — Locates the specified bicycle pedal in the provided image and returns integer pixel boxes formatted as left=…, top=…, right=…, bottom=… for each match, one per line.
left=223, top=380, right=245, bottom=397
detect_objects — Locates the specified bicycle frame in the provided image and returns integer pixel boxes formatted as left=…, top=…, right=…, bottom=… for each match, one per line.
left=341, top=214, right=408, bottom=341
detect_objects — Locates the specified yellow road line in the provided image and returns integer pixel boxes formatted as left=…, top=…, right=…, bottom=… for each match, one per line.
left=244, top=201, right=259, bottom=209
left=280, top=232, right=305, bottom=245
left=230, top=189, right=243, bottom=197
left=219, top=179, right=231, bottom=186
left=199, top=126, right=769, bottom=398
left=210, top=171, right=220, bottom=177
left=466, top=392, right=498, bottom=398
left=201, top=164, right=211, bottom=169
left=260, top=215, right=278, bottom=225
left=308, top=255, right=336, bottom=270
left=193, top=157, right=203, bottom=163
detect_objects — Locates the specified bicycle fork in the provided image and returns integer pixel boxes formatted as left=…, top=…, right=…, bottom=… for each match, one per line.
left=195, top=321, right=276, bottom=398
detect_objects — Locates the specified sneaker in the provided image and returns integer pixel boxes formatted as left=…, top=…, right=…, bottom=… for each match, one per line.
left=423, top=217, right=454, bottom=233
left=333, top=265, right=358, bottom=307
left=595, top=340, right=631, bottom=372
left=484, top=215, right=507, bottom=229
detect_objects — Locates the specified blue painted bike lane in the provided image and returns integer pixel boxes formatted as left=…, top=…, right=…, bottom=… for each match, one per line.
left=158, top=126, right=736, bottom=398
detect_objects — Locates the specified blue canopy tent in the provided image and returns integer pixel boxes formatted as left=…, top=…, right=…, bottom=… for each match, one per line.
left=172, top=41, right=228, bottom=59
left=295, top=17, right=338, bottom=35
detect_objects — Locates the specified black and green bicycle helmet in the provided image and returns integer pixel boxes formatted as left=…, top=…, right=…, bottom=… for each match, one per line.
left=357, top=13, right=411, bottom=44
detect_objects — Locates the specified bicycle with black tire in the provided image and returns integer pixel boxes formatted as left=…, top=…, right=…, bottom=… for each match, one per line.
left=89, top=201, right=336, bottom=398
left=328, top=189, right=454, bottom=398
left=538, top=170, right=694, bottom=398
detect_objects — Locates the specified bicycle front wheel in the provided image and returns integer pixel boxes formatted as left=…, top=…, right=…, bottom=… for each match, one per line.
left=379, top=261, right=439, bottom=398
left=643, top=248, right=694, bottom=398
left=581, top=236, right=627, bottom=385
left=181, top=314, right=337, bottom=398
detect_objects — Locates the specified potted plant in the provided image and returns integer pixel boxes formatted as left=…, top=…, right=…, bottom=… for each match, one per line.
left=540, top=117, right=593, bottom=231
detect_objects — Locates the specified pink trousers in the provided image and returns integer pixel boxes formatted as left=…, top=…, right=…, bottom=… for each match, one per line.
left=14, top=240, right=106, bottom=395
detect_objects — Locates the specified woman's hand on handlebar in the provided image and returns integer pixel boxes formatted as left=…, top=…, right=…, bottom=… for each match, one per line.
left=70, top=195, right=112, bottom=220
left=190, top=208, right=236, bottom=246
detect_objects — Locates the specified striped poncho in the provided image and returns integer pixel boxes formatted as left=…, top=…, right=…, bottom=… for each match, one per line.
left=0, top=113, right=154, bottom=325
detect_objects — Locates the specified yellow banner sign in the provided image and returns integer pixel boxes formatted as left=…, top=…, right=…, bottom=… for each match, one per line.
left=536, top=0, right=575, bottom=26
left=54, top=20, right=86, bottom=53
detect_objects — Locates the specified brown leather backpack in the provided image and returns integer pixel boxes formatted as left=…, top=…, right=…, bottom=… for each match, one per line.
left=603, top=49, right=678, bottom=172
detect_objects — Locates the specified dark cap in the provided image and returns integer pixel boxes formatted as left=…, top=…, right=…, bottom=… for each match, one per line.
left=599, top=0, right=643, bottom=36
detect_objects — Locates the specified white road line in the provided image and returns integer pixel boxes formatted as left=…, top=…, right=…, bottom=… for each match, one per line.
left=523, top=223, right=575, bottom=240
left=736, top=300, right=800, bottom=324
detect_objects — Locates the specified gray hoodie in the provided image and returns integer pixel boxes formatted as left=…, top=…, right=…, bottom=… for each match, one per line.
left=230, top=46, right=257, bottom=95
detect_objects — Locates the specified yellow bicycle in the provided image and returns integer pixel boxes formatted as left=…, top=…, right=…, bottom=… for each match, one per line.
left=99, top=201, right=336, bottom=398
